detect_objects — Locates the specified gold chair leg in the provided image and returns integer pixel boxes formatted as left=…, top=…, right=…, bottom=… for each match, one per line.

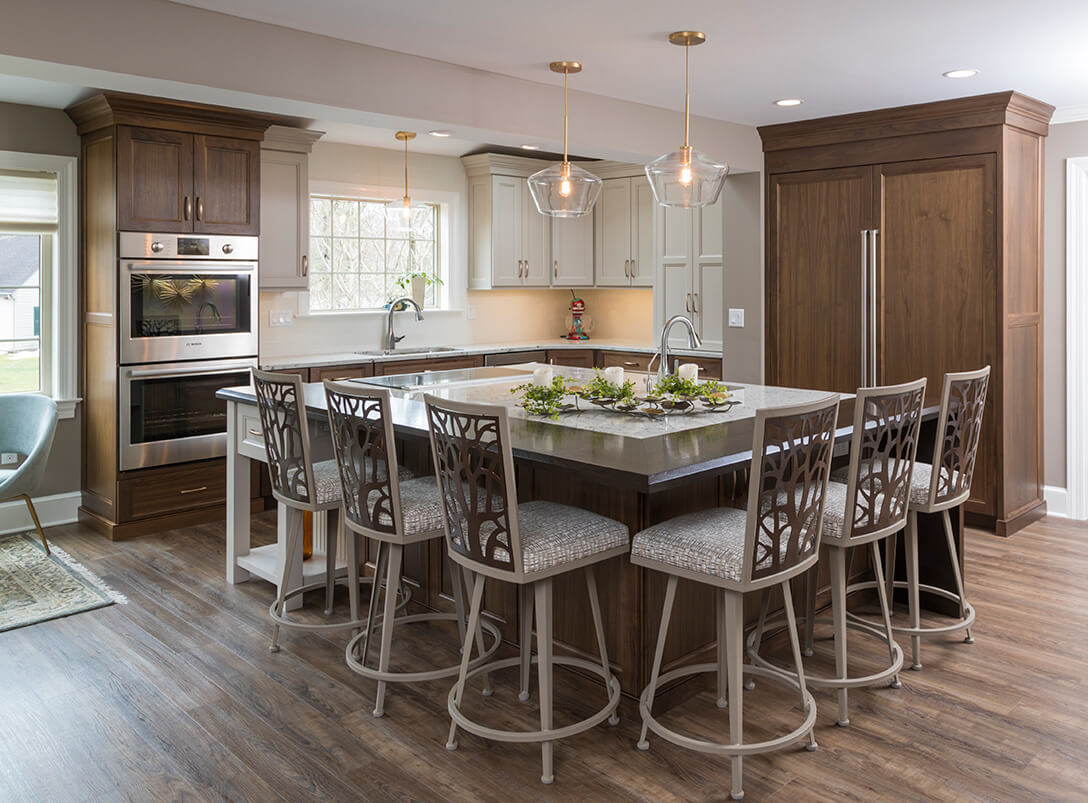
left=21, top=494, right=50, bottom=555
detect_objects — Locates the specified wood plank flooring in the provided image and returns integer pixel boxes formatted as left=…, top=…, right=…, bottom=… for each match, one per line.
left=1, top=513, right=1086, bottom=801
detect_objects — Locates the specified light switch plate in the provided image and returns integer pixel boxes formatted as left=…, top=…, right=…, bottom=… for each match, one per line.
left=1, top=452, right=17, bottom=465
left=269, top=310, right=293, bottom=327
left=466, top=303, right=476, bottom=320
left=728, top=308, right=745, bottom=328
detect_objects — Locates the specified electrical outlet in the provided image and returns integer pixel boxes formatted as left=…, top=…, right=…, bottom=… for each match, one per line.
left=466, top=303, right=476, bottom=320
left=728, top=308, right=745, bottom=328
left=269, top=310, right=294, bottom=327
left=1, top=452, right=17, bottom=465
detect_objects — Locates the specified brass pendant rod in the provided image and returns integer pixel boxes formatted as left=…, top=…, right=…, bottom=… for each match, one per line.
left=403, top=136, right=409, bottom=202
left=683, top=41, right=690, bottom=151
left=562, top=68, right=570, bottom=167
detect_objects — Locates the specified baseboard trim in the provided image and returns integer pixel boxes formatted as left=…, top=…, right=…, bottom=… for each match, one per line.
left=1044, top=486, right=1070, bottom=518
left=0, top=491, right=81, bottom=535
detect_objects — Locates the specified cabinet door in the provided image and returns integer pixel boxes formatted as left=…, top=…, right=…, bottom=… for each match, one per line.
left=551, top=215, right=594, bottom=286
left=595, top=178, right=632, bottom=286
left=490, top=176, right=521, bottom=286
left=193, top=135, right=260, bottom=235
left=694, top=199, right=724, bottom=349
left=630, top=177, right=655, bottom=286
left=259, top=150, right=309, bottom=290
left=116, top=126, right=194, bottom=233
left=658, top=205, right=693, bottom=347
left=767, top=166, right=873, bottom=392
left=877, top=154, right=996, bottom=514
left=520, top=181, right=549, bottom=286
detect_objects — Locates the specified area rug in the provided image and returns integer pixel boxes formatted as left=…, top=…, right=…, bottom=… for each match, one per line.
left=0, top=531, right=127, bottom=632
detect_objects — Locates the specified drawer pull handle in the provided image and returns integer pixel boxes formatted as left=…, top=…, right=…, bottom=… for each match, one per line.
left=623, top=361, right=638, bottom=366
left=179, top=486, right=208, bottom=495
left=247, top=428, right=263, bottom=437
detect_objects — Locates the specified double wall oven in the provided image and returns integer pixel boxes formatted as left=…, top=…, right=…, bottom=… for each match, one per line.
left=118, top=232, right=258, bottom=471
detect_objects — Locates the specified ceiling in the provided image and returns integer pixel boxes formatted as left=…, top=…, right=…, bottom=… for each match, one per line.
left=169, top=0, right=1088, bottom=125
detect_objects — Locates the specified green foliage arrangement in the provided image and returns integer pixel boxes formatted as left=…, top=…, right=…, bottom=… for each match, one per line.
left=510, top=376, right=572, bottom=420
left=652, top=374, right=728, bottom=398
left=580, top=370, right=636, bottom=402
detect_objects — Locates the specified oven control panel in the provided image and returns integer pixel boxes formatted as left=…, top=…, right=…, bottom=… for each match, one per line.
left=119, top=232, right=259, bottom=261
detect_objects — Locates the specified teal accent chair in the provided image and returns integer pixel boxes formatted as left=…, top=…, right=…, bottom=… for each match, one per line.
left=0, top=394, right=58, bottom=553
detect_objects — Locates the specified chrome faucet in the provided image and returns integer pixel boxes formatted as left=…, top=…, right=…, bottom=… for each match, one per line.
left=657, top=314, right=702, bottom=384
left=385, top=297, right=425, bottom=350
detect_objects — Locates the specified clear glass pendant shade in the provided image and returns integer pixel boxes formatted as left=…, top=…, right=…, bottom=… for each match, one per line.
left=528, top=161, right=602, bottom=218
left=645, top=146, right=729, bottom=208
left=384, top=197, right=430, bottom=236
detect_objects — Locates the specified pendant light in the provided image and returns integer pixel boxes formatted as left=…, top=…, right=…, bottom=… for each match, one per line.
left=386, top=131, right=428, bottom=234
left=645, top=31, right=729, bottom=208
left=527, top=61, right=602, bottom=218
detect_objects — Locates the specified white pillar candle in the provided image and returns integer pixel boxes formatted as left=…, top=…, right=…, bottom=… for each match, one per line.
left=602, top=366, right=624, bottom=387
left=677, top=363, right=700, bottom=382
left=532, top=365, right=554, bottom=387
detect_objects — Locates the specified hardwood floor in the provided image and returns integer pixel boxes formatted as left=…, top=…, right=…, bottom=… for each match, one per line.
left=1, top=513, right=1086, bottom=801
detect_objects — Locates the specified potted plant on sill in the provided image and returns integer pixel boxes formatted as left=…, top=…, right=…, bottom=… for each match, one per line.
left=392, top=270, right=443, bottom=309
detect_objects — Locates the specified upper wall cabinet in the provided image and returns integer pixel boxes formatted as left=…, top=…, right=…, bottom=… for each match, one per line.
left=259, top=126, right=324, bottom=290
left=550, top=214, right=593, bottom=287
left=116, top=125, right=259, bottom=235
left=655, top=196, right=724, bottom=350
left=594, top=176, right=653, bottom=287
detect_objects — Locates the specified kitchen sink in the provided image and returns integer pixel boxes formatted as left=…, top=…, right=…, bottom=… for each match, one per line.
left=354, top=346, right=461, bottom=356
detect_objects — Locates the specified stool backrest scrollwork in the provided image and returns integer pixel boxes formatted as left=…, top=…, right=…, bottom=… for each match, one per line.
left=927, top=366, right=991, bottom=508
left=839, top=378, right=927, bottom=542
left=324, top=381, right=403, bottom=539
left=252, top=369, right=315, bottom=509
left=424, top=395, right=520, bottom=580
left=745, top=395, right=840, bottom=586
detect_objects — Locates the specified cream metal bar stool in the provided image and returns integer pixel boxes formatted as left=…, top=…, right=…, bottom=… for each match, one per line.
left=748, top=379, right=925, bottom=727
left=323, top=381, right=501, bottom=718
left=425, top=394, right=627, bottom=786
left=868, top=366, right=990, bottom=670
left=253, top=369, right=367, bottom=651
left=632, top=395, right=839, bottom=801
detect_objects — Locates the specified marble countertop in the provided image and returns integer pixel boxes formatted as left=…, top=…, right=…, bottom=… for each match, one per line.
left=220, top=364, right=854, bottom=491
left=259, top=337, right=722, bottom=371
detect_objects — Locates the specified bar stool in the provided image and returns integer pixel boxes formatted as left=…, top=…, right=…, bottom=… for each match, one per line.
left=875, top=366, right=990, bottom=670
left=323, top=381, right=501, bottom=718
left=424, top=394, right=627, bottom=785
left=632, top=395, right=839, bottom=801
left=748, top=379, right=926, bottom=728
left=252, top=369, right=369, bottom=651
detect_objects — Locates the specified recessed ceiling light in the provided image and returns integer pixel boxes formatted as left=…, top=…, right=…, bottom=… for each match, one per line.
left=520, top=144, right=540, bottom=150
left=774, top=98, right=803, bottom=107
left=942, top=69, right=979, bottom=79
left=428, top=129, right=452, bottom=137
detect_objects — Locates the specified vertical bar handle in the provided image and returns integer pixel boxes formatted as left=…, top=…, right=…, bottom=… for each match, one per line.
left=183, top=196, right=191, bottom=221
left=861, top=230, right=868, bottom=386
left=869, top=229, right=879, bottom=386
left=554, top=260, right=558, bottom=279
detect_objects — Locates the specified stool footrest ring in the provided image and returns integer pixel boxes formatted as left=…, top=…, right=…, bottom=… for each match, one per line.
left=269, top=575, right=409, bottom=633
left=844, top=580, right=975, bottom=637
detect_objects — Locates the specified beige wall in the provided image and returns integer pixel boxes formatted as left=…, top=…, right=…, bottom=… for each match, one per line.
left=720, top=172, right=763, bottom=383
left=1043, top=120, right=1088, bottom=490
left=0, top=101, right=80, bottom=496
left=260, top=140, right=655, bottom=360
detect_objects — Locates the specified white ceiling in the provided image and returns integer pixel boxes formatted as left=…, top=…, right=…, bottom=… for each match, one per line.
left=169, top=0, right=1088, bottom=125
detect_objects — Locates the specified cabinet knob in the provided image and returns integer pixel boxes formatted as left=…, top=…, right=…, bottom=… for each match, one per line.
left=222, top=243, right=234, bottom=255
left=150, top=242, right=165, bottom=254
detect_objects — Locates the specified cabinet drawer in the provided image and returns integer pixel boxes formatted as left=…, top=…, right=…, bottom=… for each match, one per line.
left=599, top=350, right=653, bottom=372
left=666, top=354, right=723, bottom=380
left=311, top=363, right=373, bottom=382
left=547, top=349, right=595, bottom=368
left=375, top=355, right=483, bottom=376
left=236, top=406, right=267, bottom=461
left=121, top=463, right=227, bottom=520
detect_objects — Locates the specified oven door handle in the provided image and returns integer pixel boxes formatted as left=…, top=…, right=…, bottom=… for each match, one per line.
left=124, top=263, right=256, bottom=274
left=124, top=363, right=254, bottom=379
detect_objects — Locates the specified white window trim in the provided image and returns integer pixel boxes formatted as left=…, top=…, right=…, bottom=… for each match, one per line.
left=0, top=150, right=78, bottom=419
left=298, top=179, right=462, bottom=318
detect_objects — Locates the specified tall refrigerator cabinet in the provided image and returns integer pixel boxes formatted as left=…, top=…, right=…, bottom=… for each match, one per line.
left=759, top=92, right=1053, bottom=535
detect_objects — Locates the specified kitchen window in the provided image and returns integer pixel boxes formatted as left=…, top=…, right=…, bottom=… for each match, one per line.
left=308, top=195, right=443, bottom=311
left=0, top=157, right=78, bottom=417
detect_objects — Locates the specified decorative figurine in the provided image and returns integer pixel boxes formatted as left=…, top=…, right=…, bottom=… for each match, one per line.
left=565, top=290, right=589, bottom=341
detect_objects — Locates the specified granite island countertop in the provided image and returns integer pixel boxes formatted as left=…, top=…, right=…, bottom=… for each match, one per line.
left=221, top=363, right=854, bottom=492
left=259, top=337, right=722, bottom=371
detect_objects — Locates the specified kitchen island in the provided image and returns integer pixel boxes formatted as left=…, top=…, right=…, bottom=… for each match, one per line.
left=219, top=364, right=961, bottom=696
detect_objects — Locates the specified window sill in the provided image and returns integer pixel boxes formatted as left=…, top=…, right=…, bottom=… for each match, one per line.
left=55, top=397, right=80, bottom=420
left=296, top=308, right=464, bottom=320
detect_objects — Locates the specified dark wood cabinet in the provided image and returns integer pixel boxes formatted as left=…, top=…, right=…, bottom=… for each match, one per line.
left=599, top=350, right=654, bottom=372
left=547, top=349, right=595, bottom=368
left=374, top=355, right=483, bottom=376
left=760, top=91, right=1052, bottom=535
left=193, top=134, right=260, bottom=235
left=116, top=126, right=193, bottom=232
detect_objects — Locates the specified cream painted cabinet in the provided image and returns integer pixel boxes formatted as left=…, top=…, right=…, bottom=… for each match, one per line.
left=550, top=215, right=594, bottom=286
left=656, top=196, right=723, bottom=350
left=595, top=176, right=654, bottom=287
left=468, top=172, right=548, bottom=288
left=259, top=126, right=323, bottom=290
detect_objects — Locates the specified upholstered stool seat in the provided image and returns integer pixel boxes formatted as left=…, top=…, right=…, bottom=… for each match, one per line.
left=633, top=395, right=840, bottom=801
left=324, top=381, right=501, bottom=719
left=425, top=394, right=627, bottom=785
left=749, top=379, right=925, bottom=728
